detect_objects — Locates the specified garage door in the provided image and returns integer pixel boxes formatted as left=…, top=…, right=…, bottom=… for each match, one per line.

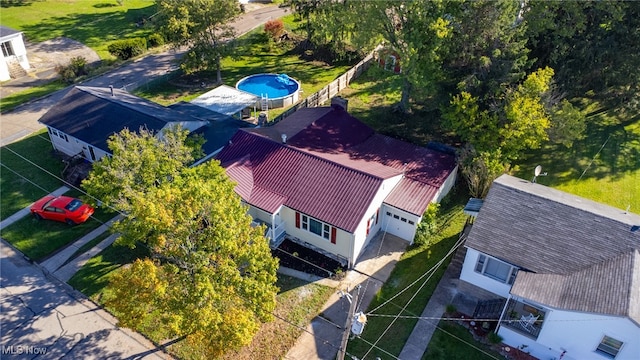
left=382, top=209, right=417, bottom=241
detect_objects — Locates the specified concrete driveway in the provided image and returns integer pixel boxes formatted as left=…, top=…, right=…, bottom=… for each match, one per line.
left=285, top=232, right=409, bottom=360
left=0, top=242, right=170, bottom=359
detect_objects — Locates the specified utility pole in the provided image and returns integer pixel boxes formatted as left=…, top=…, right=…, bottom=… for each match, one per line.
left=337, top=285, right=360, bottom=360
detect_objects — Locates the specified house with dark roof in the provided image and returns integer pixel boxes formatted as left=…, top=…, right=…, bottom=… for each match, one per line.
left=39, top=86, right=252, bottom=162
left=215, top=101, right=458, bottom=267
left=1, top=26, right=30, bottom=81
left=459, top=174, right=640, bottom=360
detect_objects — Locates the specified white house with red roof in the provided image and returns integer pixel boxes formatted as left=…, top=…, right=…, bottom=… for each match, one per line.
left=216, top=101, right=458, bottom=267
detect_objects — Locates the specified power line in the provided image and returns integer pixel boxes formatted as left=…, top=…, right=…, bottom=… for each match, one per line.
left=367, top=233, right=466, bottom=315
left=360, top=235, right=467, bottom=359
left=366, top=314, right=624, bottom=323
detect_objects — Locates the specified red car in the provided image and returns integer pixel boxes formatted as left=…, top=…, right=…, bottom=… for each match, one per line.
left=30, top=196, right=95, bottom=225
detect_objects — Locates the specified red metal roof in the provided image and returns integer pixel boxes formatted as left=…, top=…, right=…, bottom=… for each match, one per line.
left=218, top=130, right=382, bottom=232
left=217, top=106, right=457, bottom=229
left=384, top=178, right=439, bottom=216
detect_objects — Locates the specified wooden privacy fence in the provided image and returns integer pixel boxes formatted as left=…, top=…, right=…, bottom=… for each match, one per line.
left=269, top=46, right=380, bottom=125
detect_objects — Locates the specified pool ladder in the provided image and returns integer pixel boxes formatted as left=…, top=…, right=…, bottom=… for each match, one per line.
left=261, top=94, right=269, bottom=112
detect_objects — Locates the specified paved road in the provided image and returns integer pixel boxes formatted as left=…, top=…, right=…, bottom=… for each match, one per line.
left=0, top=242, right=170, bottom=359
left=0, top=5, right=290, bottom=146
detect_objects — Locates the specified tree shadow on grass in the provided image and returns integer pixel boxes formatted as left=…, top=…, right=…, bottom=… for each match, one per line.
left=19, top=5, right=156, bottom=44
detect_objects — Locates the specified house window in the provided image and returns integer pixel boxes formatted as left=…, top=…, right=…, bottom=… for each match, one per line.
left=300, top=214, right=330, bottom=240
left=475, top=254, right=518, bottom=285
left=408, top=220, right=415, bottom=225
left=1, top=41, right=15, bottom=57
left=596, top=336, right=623, bottom=358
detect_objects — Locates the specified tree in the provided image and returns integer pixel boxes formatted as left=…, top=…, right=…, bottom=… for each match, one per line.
left=350, top=0, right=452, bottom=113
left=82, top=128, right=279, bottom=358
left=156, top=0, right=240, bottom=83
left=525, top=1, right=640, bottom=103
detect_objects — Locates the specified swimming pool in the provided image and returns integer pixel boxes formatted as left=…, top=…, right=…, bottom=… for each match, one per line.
left=236, top=73, right=300, bottom=108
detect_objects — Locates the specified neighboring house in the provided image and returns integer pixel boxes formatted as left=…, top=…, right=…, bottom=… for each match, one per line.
left=39, top=86, right=253, bottom=162
left=215, top=100, right=458, bottom=267
left=0, top=26, right=30, bottom=81
left=459, top=174, right=640, bottom=360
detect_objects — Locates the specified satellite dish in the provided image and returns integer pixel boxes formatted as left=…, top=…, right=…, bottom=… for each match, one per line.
left=532, top=165, right=546, bottom=183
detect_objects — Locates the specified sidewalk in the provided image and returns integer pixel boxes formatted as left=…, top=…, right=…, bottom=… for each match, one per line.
left=41, top=215, right=122, bottom=273
left=285, top=232, right=408, bottom=360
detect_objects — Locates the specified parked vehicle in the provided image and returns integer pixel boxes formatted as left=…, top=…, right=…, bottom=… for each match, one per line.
left=30, top=196, right=94, bottom=225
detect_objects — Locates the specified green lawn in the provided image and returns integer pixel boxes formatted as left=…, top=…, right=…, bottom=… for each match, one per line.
left=0, top=80, right=67, bottom=113
left=0, top=130, right=65, bottom=220
left=346, top=186, right=470, bottom=359
left=1, top=206, right=115, bottom=262
left=135, top=16, right=356, bottom=118
left=68, top=241, right=150, bottom=299
left=513, top=99, right=640, bottom=211
left=423, top=322, right=502, bottom=360
left=1, top=0, right=157, bottom=59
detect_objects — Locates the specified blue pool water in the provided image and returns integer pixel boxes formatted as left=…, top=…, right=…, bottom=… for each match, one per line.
left=236, top=74, right=299, bottom=99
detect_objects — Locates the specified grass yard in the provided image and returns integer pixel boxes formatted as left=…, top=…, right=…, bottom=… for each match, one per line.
left=346, top=186, right=470, bottom=359
left=513, top=99, right=640, bottom=212
left=60, top=231, right=113, bottom=268
left=0, top=130, right=66, bottom=220
left=135, top=16, right=355, bottom=115
left=1, top=0, right=157, bottom=60
left=68, top=241, right=150, bottom=299
left=0, top=204, right=115, bottom=262
left=0, top=80, right=68, bottom=114
left=69, top=244, right=335, bottom=360
left=423, top=322, right=501, bottom=360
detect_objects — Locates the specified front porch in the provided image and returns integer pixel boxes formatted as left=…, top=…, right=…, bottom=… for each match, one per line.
left=501, top=298, right=546, bottom=339
left=251, top=219, right=286, bottom=248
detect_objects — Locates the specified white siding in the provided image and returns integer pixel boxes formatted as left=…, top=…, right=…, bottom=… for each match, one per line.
left=459, top=248, right=513, bottom=298
left=499, top=309, right=640, bottom=360
left=352, top=176, right=403, bottom=263
left=280, top=206, right=352, bottom=265
left=46, top=127, right=109, bottom=162
left=434, top=164, right=458, bottom=203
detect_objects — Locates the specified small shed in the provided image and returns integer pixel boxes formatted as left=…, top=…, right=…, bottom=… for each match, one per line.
left=0, top=26, right=30, bottom=81
left=191, top=85, right=259, bottom=120
left=377, top=48, right=401, bottom=74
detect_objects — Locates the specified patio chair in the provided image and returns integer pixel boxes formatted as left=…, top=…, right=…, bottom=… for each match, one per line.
left=518, top=313, right=539, bottom=332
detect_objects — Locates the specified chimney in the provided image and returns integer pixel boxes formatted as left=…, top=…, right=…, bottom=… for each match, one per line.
left=281, top=133, right=287, bottom=144
left=331, top=96, right=348, bottom=111
left=109, top=85, right=114, bottom=97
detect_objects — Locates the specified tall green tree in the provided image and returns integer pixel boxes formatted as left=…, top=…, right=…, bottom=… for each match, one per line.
left=156, top=0, right=240, bottom=83
left=82, top=128, right=278, bottom=358
left=442, top=0, right=531, bottom=106
left=351, top=0, right=452, bottom=113
left=525, top=1, right=640, bottom=102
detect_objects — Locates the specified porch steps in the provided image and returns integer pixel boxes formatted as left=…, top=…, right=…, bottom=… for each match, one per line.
left=473, top=298, right=506, bottom=319
left=447, top=239, right=468, bottom=278
left=7, top=60, right=27, bottom=79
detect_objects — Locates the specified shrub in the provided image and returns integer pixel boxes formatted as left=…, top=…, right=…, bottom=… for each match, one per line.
left=264, top=19, right=284, bottom=40
left=147, top=33, right=164, bottom=48
left=413, top=203, right=441, bottom=247
left=487, top=332, right=503, bottom=344
left=108, top=37, right=147, bottom=60
left=56, top=56, right=89, bottom=83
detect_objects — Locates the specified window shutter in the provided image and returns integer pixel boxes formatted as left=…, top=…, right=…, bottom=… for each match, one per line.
left=295, top=212, right=300, bottom=228
left=376, top=209, right=379, bottom=224
left=331, top=227, right=336, bottom=244
left=366, top=219, right=370, bottom=236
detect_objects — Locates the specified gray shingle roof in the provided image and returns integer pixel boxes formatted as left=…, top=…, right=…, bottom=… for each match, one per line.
left=511, top=250, right=640, bottom=323
left=467, top=174, right=640, bottom=320
left=0, top=26, right=20, bottom=39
